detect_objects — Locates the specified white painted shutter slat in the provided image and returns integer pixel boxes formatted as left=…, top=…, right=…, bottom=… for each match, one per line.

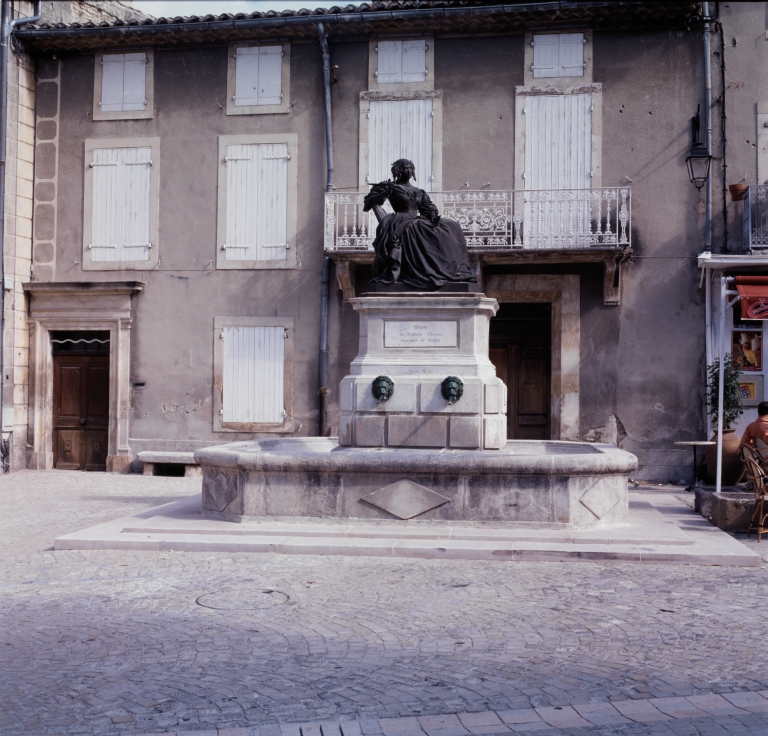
left=223, top=325, right=284, bottom=424
left=376, top=40, right=402, bottom=84
left=122, top=52, right=147, bottom=110
left=559, top=33, right=584, bottom=77
left=234, top=47, right=260, bottom=106
left=257, top=46, right=283, bottom=105
left=100, top=55, right=125, bottom=112
left=256, top=143, right=289, bottom=259
left=532, top=35, right=558, bottom=78
left=369, top=99, right=433, bottom=191
left=402, top=39, right=427, bottom=83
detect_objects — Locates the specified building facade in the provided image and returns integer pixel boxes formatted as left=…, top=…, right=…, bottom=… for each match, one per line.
left=3, top=1, right=762, bottom=480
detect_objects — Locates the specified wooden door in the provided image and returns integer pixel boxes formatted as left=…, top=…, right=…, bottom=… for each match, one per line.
left=489, top=303, right=552, bottom=440
left=53, top=355, right=109, bottom=471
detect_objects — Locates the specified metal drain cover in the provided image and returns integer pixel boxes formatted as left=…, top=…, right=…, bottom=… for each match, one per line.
left=196, top=588, right=289, bottom=611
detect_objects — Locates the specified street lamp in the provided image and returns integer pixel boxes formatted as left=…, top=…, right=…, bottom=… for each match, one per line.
left=686, top=105, right=712, bottom=190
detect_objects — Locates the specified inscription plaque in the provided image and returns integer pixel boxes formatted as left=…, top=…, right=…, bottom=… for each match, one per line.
left=384, top=321, right=457, bottom=348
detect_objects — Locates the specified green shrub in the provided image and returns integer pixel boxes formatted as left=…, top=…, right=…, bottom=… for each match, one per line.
left=707, top=354, right=744, bottom=430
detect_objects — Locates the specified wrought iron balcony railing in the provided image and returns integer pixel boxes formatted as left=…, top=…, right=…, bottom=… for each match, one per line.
left=324, top=187, right=631, bottom=253
left=743, top=185, right=768, bottom=252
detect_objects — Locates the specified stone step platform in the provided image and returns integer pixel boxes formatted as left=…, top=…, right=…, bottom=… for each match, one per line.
left=54, top=492, right=760, bottom=566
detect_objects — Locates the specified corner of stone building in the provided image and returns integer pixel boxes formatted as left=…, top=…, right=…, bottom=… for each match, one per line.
left=1, top=31, right=38, bottom=471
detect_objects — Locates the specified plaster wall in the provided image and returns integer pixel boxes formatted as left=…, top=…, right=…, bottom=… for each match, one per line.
left=46, top=44, right=327, bottom=448
left=31, top=24, right=713, bottom=478
left=593, top=29, right=705, bottom=481
left=329, top=30, right=706, bottom=481
left=713, top=3, right=768, bottom=250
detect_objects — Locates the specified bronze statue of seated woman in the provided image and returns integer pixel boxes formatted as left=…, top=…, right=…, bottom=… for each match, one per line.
left=363, top=158, right=476, bottom=290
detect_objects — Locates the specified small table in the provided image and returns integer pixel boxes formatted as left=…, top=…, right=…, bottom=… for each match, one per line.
left=675, top=441, right=716, bottom=489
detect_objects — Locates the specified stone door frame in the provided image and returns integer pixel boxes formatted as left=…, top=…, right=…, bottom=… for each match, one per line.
left=23, top=282, right=143, bottom=472
left=484, top=274, right=580, bottom=441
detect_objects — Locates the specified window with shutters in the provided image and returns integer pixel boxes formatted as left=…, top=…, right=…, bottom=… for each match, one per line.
left=359, top=92, right=443, bottom=192
left=227, top=42, right=291, bottom=115
left=93, top=51, right=153, bottom=121
left=524, top=31, right=592, bottom=85
left=216, top=134, right=298, bottom=270
left=368, top=37, right=434, bottom=90
left=367, top=99, right=434, bottom=189
left=83, top=138, right=160, bottom=271
left=213, top=316, right=294, bottom=432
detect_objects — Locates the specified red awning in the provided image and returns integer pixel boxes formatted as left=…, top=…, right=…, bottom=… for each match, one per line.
left=735, top=276, right=768, bottom=319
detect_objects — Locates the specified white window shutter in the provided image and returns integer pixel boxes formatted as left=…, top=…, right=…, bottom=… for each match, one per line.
left=90, top=147, right=151, bottom=262
left=234, top=47, right=260, bottom=106
left=91, top=148, right=122, bottom=261
left=369, top=99, right=433, bottom=191
left=225, top=143, right=288, bottom=261
left=401, top=39, right=427, bottom=83
left=256, top=143, right=289, bottom=259
left=524, top=94, right=592, bottom=190
left=558, top=33, right=585, bottom=77
left=119, top=147, right=152, bottom=261
left=225, top=144, right=254, bottom=260
left=376, top=40, right=402, bottom=84
left=122, top=53, right=147, bottom=110
left=532, top=35, right=558, bottom=78
left=257, top=46, right=283, bottom=105
left=100, top=54, right=125, bottom=112
left=222, top=325, right=285, bottom=424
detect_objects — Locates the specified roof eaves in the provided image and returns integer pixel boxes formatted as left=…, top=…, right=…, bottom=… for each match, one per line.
left=13, top=2, right=703, bottom=53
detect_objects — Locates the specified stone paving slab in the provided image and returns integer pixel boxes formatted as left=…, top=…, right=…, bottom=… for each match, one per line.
left=127, top=691, right=768, bottom=734
left=1, top=472, right=767, bottom=735
left=53, top=494, right=759, bottom=566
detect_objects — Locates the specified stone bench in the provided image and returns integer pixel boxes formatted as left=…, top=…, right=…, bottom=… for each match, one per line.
left=695, top=487, right=755, bottom=532
left=137, top=451, right=201, bottom=477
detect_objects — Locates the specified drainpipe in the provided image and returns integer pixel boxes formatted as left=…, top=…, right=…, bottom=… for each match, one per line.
left=0, top=0, right=41, bottom=469
left=704, top=268, right=712, bottom=433
left=703, top=1, right=712, bottom=252
left=316, top=21, right=334, bottom=436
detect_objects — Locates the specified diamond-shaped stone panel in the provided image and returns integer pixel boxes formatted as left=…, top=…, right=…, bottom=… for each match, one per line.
left=579, top=482, right=621, bottom=520
left=204, top=470, right=239, bottom=513
left=362, top=479, right=450, bottom=520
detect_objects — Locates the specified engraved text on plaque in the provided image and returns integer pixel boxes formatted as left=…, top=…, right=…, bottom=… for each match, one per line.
left=384, top=321, right=458, bottom=348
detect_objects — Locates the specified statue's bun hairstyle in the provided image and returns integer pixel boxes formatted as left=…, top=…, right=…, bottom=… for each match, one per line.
left=391, top=158, right=416, bottom=181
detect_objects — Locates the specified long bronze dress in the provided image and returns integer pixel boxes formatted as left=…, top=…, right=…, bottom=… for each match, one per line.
left=363, top=181, right=476, bottom=290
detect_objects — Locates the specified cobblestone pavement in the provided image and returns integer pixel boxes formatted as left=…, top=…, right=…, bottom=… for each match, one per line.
left=0, top=471, right=767, bottom=736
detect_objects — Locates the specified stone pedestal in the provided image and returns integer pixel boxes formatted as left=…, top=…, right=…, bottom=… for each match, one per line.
left=339, top=294, right=507, bottom=450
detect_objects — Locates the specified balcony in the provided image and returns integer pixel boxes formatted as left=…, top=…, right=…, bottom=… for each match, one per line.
left=324, top=187, right=631, bottom=304
left=742, top=185, right=768, bottom=253
left=325, top=187, right=631, bottom=252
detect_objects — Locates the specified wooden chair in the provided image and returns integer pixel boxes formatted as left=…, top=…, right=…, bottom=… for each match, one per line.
left=740, top=447, right=768, bottom=542
left=754, top=436, right=768, bottom=468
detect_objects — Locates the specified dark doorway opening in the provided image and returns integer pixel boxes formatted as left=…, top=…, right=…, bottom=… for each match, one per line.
left=51, top=331, right=110, bottom=471
left=489, top=304, right=552, bottom=440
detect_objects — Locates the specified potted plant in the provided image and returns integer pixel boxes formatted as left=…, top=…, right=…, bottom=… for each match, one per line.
left=729, top=183, right=746, bottom=201
left=705, top=354, right=745, bottom=484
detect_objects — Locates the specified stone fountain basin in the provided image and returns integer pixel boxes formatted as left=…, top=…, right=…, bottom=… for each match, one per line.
left=195, top=439, right=638, bottom=528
